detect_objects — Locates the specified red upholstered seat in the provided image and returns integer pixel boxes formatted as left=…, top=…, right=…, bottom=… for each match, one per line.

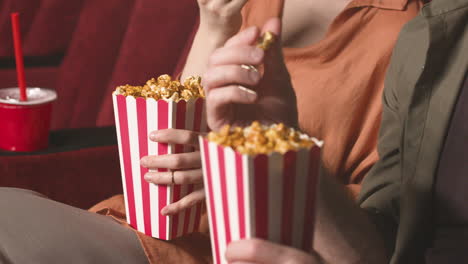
left=51, top=0, right=136, bottom=129
left=0, top=0, right=84, bottom=93
left=23, top=0, right=86, bottom=57
left=0, top=1, right=200, bottom=208
left=96, top=0, right=199, bottom=127
left=0, top=0, right=41, bottom=57
left=0, top=145, right=122, bottom=209
left=0, top=67, right=58, bottom=91
left=0, top=0, right=199, bottom=129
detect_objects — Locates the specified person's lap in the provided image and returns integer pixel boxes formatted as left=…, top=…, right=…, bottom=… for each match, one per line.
left=90, top=194, right=213, bottom=264
left=0, top=187, right=148, bottom=264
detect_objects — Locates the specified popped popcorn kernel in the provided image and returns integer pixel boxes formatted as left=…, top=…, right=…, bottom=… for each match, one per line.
left=257, top=31, right=276, bottom=51
left=114, top=74, right=205, bottom=102
left=157, top=74, right=172, bottom=87
left=207, top=121, right=315, bottom=155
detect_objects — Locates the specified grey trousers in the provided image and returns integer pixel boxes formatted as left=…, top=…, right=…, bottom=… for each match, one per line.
left=0, top=188, right=148, bottom=264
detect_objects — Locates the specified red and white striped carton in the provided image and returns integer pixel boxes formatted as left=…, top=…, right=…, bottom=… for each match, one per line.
left=199, top=137, right=323, bottom=264
left=113, top=93, right=207, bottom=240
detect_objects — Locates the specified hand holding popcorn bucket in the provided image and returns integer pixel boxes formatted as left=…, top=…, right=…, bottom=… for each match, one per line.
left=199, top=122, right=323, bottom=264
left=113, top=75, right=207, bottom=240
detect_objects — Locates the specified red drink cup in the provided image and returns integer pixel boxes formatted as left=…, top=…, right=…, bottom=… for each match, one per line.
left=0, top=87, right=57, bottom=152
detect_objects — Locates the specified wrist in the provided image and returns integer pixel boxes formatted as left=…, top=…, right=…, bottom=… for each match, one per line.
left=197, top=24, right=235, bottom=46
left=198, top=16, right=241, bottom=39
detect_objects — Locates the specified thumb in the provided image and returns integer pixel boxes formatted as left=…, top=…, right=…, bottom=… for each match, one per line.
left=261, top=17, right=282, bottom=41
left=261, top=17, right=290, bottom=81
left=261, top=17, right=282, bottom=56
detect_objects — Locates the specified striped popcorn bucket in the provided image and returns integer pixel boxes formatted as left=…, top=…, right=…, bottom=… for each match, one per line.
left=113, top=94, right=207, bottom=240
left=199, top=137, right=322, bottom=264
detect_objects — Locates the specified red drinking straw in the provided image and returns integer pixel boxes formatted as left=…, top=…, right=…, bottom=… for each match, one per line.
left=11, top=12, right=27, bottom=101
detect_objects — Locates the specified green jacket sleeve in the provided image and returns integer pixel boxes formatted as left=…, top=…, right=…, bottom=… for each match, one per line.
left=357, top=44, right=403, bottom=254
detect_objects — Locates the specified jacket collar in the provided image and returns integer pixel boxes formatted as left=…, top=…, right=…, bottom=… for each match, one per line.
left=347, top=0, right=410, bottom=11
left=422, top=0, right=468, bottom=17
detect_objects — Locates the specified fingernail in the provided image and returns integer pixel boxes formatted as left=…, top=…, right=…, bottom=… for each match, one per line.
left=238, top=86, right=258, bottom=101
left=144, top=173, right=151, bottom=181
left=140, top=157, right=147, bottom=167
left=250, top=47, right=264, bottom=61
left=161, top=207, right=169, bottom=216
left=149, top=132, right=157, bottom=141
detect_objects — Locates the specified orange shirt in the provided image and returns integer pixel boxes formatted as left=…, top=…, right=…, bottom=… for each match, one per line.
left=242, top=0, right=423, bottom=196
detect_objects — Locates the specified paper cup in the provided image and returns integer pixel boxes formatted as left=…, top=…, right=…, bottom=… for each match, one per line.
left=0, top=87, right=57, bottom=152
left=113, top=94, right=207, bottom=239
left=199, top=137, right=322, bottom=264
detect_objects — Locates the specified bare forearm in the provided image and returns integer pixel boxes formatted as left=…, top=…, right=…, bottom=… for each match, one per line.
left=180, top=27, right=231, bottom=81
left=313, top=173, right=388, bottom=264
left=180, top=0, right=247, bottom=81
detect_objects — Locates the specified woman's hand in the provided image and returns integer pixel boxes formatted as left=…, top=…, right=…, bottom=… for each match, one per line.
left=198, top=0, right=249, bottom=38
left=226, top=239, right=322, bottom=264
left=203, top=17, right=298, bottom=131
left=140, top=129, right=205, bottom=216
left=182, top=0, right=248, bottom=82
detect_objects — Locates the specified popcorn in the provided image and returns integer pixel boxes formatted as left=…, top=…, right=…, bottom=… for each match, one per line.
left=207, top=121, right=315, bottom=155
left=184, top=75, right=205, bottom=98
left=115, top=85, right=145, bottom=97
left=157, top=74, right=172, bottom=87
left=257, top=31, right=276, bottom=51
left=200, top=121, right=322, bottom=264
left=114, top=74, right=205, bottom=101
